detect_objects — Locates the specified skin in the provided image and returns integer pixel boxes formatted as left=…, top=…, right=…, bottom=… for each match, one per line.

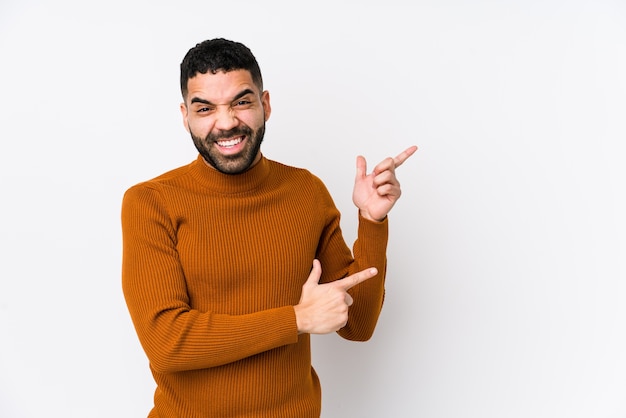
left=181, top=70, right=271, bottom=174
left=180, top=69, right=417, bottom=334
left=296, top=146, right=418, bottom=334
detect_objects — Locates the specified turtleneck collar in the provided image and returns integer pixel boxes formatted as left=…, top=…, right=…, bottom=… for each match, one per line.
left=189, top=153, right=271, bottom=194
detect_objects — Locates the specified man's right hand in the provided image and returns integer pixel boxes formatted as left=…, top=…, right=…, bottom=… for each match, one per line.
left=294, top=259, right=378, bottom=335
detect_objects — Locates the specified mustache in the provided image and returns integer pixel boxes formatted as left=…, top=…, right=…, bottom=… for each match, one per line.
left=207, top=126, right=253, bottom=142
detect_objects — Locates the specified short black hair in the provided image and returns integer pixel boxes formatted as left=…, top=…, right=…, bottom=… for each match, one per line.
left=180, top=38, right=263, bottom=100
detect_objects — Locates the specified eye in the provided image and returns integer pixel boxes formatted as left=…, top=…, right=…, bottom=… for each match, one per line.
left=197, top=106, right=214, bottom=113
left=235, top=99, right=251, bottom=107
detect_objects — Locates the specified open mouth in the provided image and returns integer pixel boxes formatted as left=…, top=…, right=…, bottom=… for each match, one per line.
left=216, top=136, right=244, bottom=148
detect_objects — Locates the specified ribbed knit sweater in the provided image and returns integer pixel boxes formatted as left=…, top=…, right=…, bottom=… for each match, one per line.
left=121, top=154, right=388, bottom=418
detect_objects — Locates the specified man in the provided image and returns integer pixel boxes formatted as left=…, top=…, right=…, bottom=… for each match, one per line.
left=121, top=38, right=416, bottom=418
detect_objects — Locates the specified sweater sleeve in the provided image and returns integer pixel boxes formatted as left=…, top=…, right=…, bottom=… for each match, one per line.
left=313, top=178, right=389, bottom=341
left=340, top=213, right=388, bottom=340
left=121, top=184, right=299, bottom=373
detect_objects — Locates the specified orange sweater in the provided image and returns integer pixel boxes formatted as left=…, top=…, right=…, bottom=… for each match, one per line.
left=121, top=154, right=388, bottom=418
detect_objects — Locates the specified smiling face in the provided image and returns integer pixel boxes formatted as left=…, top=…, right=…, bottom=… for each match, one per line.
left=180, top=69, right=271, bottom=174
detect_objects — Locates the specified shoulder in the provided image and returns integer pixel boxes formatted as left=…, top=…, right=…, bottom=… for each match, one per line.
left=122, top=160, right=197, bottom=211
left=125, top=160, right=195, bottom=193
left=266, top=159, right=328, bottom=191
left=265, top=159, right=336, bottom=213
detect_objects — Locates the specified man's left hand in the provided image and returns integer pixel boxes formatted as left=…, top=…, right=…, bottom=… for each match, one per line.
left=353, top=145, right=418, bottom=222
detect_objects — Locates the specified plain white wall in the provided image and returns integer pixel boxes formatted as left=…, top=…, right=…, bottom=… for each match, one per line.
left=1, top=1, right=625, bottom=417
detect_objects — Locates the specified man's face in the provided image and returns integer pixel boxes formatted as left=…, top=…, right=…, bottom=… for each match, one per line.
left=181, top=69, right=271, bottom=174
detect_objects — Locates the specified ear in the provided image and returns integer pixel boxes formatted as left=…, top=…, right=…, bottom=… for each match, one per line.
left=180, top=102, right=190, bottom=132
left=261, top=90, right=271, bottom=122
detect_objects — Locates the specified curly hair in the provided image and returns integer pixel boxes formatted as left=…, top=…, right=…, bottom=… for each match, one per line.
left=180, top=38, right=263, bottom=99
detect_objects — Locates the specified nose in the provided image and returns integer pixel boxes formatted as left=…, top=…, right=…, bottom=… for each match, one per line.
left=214, top=106, right=238, bottom=131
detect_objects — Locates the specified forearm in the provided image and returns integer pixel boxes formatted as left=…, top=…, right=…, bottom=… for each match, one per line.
left=338, top=212, right=389, bottom=340
left=124, top=300, right=299, bottom=373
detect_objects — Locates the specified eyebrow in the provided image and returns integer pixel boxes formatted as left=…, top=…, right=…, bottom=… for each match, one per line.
left=190, top=89, right=256, bottom=106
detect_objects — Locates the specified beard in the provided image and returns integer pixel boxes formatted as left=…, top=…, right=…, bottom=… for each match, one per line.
left=190, top=123, right=265, bottom=175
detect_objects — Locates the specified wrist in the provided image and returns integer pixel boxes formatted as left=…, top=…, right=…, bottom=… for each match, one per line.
left=359, top=209, right=384, bottom=222
left=293, top=305, right=308, bottom=335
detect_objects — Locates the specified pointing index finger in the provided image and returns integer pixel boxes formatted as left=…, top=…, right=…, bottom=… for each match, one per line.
left=393, top=145, right=418, bottom=168
left=336, top=267, right=379, bottom=291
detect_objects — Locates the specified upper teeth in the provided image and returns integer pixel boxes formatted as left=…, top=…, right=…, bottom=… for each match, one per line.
left=218, top=137, right=243, bottom=148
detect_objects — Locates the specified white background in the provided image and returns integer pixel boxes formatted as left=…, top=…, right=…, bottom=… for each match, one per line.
left=1, top=1, right=625, bottom=417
